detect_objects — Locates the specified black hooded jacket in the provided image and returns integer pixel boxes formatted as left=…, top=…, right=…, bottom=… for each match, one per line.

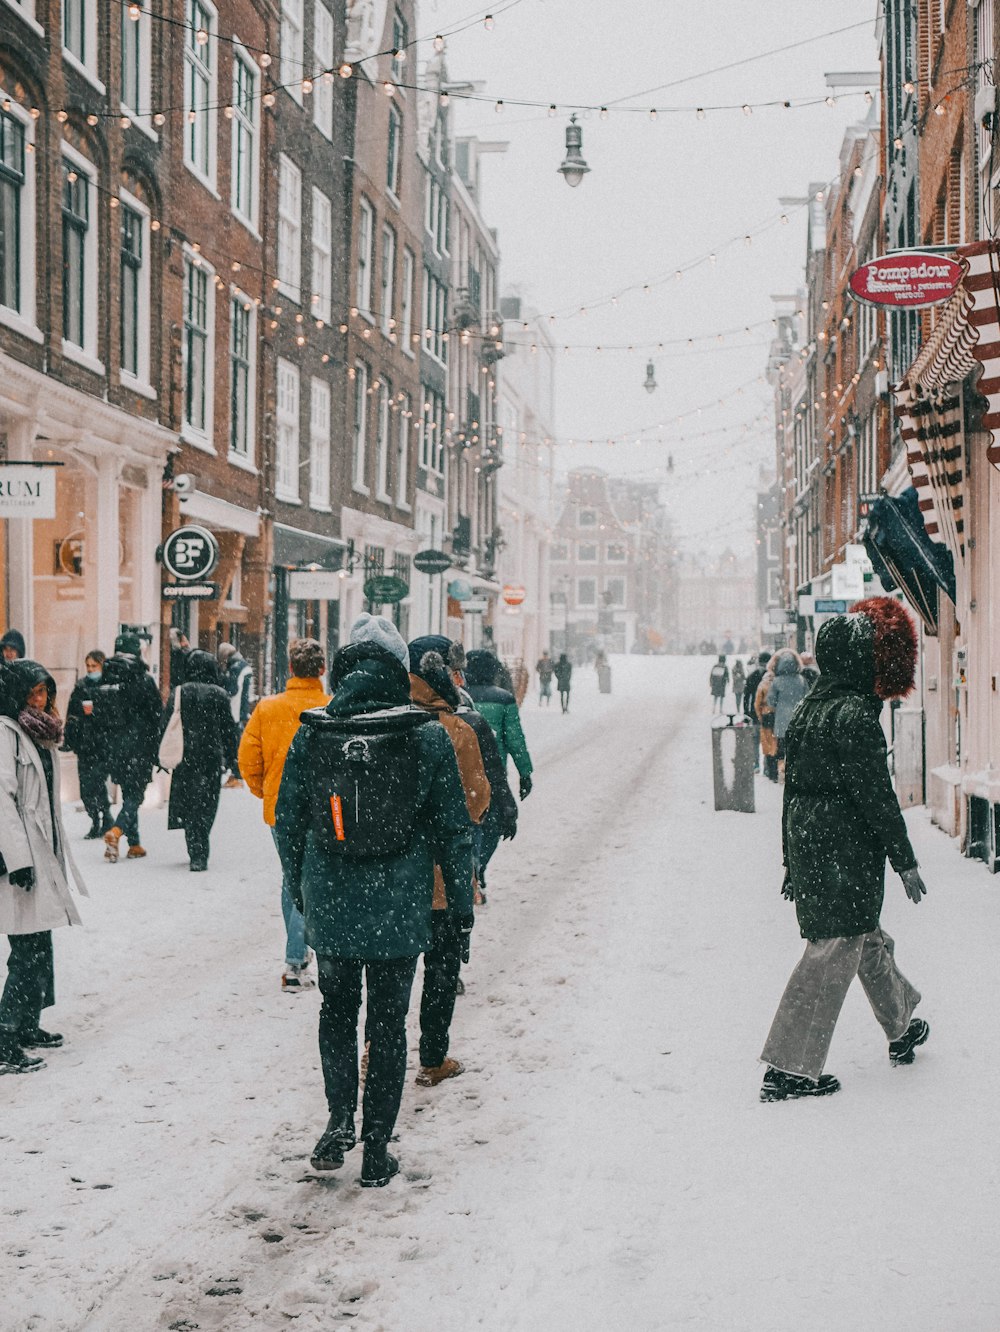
left=162, top=650, right=238, bottom=831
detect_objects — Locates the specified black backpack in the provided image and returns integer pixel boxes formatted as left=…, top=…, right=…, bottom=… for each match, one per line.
left=304, top=709, right=434, bottom=859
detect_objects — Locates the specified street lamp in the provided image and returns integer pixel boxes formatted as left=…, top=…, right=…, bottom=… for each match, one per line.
left=643, top=360, right=657, bottom=393
left=558, top=114, right=590, bottom=187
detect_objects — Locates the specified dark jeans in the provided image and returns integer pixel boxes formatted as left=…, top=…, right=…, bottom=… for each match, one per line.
left=559, top=688, right=570, bottom=713
left=78, top=757, right=110, bottom=829
left=113, top=779, right=146, bottom=845
left=419, top=912, right=462, bottom=1068
left=184, top=820, right=211, bottom=866
left=317, top=953, right=418, bottom=1141
left=476, top=819, right=503, bottom=891
left=0, top=932, right=54, bottom=1036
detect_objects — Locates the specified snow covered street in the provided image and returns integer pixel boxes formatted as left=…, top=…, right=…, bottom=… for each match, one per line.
left=4, top=656, right=999, bottom=1332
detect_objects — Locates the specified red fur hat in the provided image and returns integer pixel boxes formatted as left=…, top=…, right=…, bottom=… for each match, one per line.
left=849, top=597, right=918, bottom=700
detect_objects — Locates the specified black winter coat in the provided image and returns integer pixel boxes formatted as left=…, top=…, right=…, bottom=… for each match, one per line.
left=164, top=681, right=239, bottom=831
left=99, top=655, right=162, bottom=790
left=782, top=674, right=917, bottom=941
left=459, top=704, right=518, bottom=838
left=65, top=676, right=109, bottom=763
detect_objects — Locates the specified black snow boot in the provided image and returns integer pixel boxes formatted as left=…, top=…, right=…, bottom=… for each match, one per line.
left=889, top=1018, right=930, bottom=1066
left=760, top=1066, right=841, bottom=1102
left=18, top=1028, right=64, bottom=1049
left=310, top=1113, right=356, bottom=1171
left=0, top=1033, right=45, bottom=1075
left=360, top=1137, right=400, bottom=1188
left=84, top=821, right=104, bottom=840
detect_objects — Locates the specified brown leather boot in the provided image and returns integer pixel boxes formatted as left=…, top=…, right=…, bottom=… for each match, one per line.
left=415, top=1056, right=465, bottom=1087
left=126, top=844, right=147, bottom=859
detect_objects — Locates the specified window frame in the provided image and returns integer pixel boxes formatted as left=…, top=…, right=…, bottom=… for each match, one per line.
left=375, top=378, right=392, bottom=502
left=275, top=356, right=301, bottom=502
left=309, top=376, right=332, bottom=510
left=63, top=0, right=103, bottom=91
left=576, top=577, right=597, bottom=608
left=387, top=104, right=402, bottom=198
left=119, top=188, right=152, bottom=392
left=277, top=153, right=302, bottom=303
left=0, top=101, right=39, bottom=338
left=181, top=247, right=216, bottom=447
left=603, top=576, right=626, bottom=608
left=396, top=392, right=411, bottom=507
left=577, top=542, right=598, bottom=563
left=120, top=2, right=154, bottom=134
left=310, top=187, right=332, bottom=324
left=313, top=2, right=334, bottom=139
left=183, top=0, right=218, bottom=189
left=391, top=9, right=408, bottom=83
left=400, top=246, right=414, bottom=354
left=231, top=45, right=259, bottom=230
left=60, top=144, right=102, bottom=371
left=228, top=289, right=257, bottom=465
left=353, top=361, right=370, bottom=493
left=356, top=196, right=374, bottom=318
left=380, top=223, right=396, bottom=336
left=280, top=0, right=304, bottom=105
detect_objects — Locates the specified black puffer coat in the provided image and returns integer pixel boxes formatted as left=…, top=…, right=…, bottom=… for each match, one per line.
left=782, top=614, right=917, bottom=941
left=99, top=654, right=162, bottom=791
left=164, top=651, right=239, bottom=832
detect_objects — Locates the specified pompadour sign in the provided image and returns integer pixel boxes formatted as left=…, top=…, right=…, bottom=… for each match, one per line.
left=848, top=251, right=962, bottom=310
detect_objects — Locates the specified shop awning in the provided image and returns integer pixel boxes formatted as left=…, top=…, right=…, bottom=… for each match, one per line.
left=895, top=240, right=1000, bottom=566
left=862, top=488, right=955, bottom=635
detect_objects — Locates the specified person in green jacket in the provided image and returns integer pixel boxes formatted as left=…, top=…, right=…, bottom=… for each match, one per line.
left=274, top=614, right=474, bottom=1186
left=760, top=599, right=929, bottom=1102
left=463, top=650, right=534, bottom=799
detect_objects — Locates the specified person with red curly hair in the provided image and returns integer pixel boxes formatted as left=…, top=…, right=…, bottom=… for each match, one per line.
left=759, top=597, right=930, bottom=1102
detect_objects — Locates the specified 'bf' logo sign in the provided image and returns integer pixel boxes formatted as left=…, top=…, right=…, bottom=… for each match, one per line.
left=162, top=525, right=220, bottom=581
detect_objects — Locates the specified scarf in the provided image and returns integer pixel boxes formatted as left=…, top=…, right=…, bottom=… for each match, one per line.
left=18, top=707, right=65, bottom=747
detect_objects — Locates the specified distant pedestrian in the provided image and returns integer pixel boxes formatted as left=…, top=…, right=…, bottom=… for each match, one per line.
left=732, top=659, right=746, bottom=709
left=760, top=599, right=929, bottom=1102
left=162, top=651, right=238, bottom=872
left=709, top=655, right=729, bottom=714
left=553, top=652, right=573, bottom=714
left=465, top=650, right=535, bottom=797
left=1, top=630, right=25, bottom=662
left=0, top=659, right=87, bottom=1075
left=64, top=651, right=111, bottom=839
left=595, top=650, right=612, bottom=695
left=275, top=617, right=473, bottom=1187
left=536, top=650, right=554, bottom=706
left=767, top=650, right=808, bottom=776
left=743, top=650, right=771, bottom=720
left=100, top=634, right=162, bottom=862
left=239, top=637, right=330, bottom=989
left=755, top=660, right=779, bottom=782
left=800, top=652, right=820, bottom=688
left=218, top=642, right=255, bottom=788
left=168, top=627, right=192, bottom=690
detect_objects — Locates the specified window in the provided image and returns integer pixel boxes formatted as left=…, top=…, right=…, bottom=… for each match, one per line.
left=231, top=51, right=258, bottom=226
left=401, top=247, right=414, bottom=349
left=313, top=3, right=334, bottom=138
left=391, top=9, right=408, bottom=82
left=119, top=199, right=149, bottom=383
left=387, top=105, right=401, bottom=196
left=550, top=543, right=568, bottom=562
left=577, top=542, right=597, bottom=562
left=277, top=155, right=301, bottom=302
left=577, top=578, right=597, bottom=607
left=604, top=577, right=625, bottom=607
left=183, top=255, right=213, bottom=436
left=606, top=543, right=626, bottom=562
left=424, top=175, right=448, bottom=253
left=309, top=378, right=331, bottom=508
left=61, top=158, right=89, bottom=349
left=396, top=392, right=410, bottom=505
left=353, top=362, right=369, bottom=490
left=280, top=0, right=304, bottom=102
left=0, top=109, right=26, bottom=315
left=311, top=188, right=331, bottom=323
left=121, top=3, right=151, bottom=123
left=380, top=224, right=396, bottom=335
left=422, top=268, right=447, bottom=362
left=275, top=358, right=300, bottom=500
left=229, top=295, right=255, bottom=459
left=184, top=0, right=216, bottom=184
left=356, top=198, right=373, bottom=315
left=375, top=379, right=391, bottom=499
left=578, top=509, right=597, bottom=527
left=63, top=0, right=86, bottom=64
left=419, top=391, right=445, bottom=473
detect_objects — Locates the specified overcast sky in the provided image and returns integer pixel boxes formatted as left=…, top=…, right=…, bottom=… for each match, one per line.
left=422, top=0, right=880, bottom=556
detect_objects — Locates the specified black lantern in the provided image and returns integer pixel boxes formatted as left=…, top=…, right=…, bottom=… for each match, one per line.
left=558, top=114, right=590, bottom=188
left=643, top=360, right=657, bottom=393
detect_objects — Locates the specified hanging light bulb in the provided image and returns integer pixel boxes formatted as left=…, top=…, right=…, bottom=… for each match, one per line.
left=644, top=361, right=657, bottom=394
left=195, top=27, right=209, bottom=45
left=484, top=14, right=494, bottom=30
left=127, top=3, right=141, bottom=18
left=548, top=104, right=557, bottom=117
left=339, top=62, right=353, bottom=78
left=696, top=107, right=706, bottom=120
left=433, top=34, right=445, bottom=53
left=558, top=113, right=590, bottom=188
left=742, top=104, right=752, bottom=116
left=600, top=106, right=608, bottom=120
left=260, top=52, right=272, bottom=68
left=302, top=77, right=313, bottom=95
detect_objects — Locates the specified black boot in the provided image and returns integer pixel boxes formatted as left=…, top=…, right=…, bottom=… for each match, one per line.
left=360, top=1136, right=400, bottom=1188
left=19, top=1028, right=64, bottom=1049
left=0, top=1032, right=45, bottom=1075
left=310, top=1113, right=357, bottom=1172
left=760, top=1066, right=841, bottom=1102
left=889, top=1018, right=929, bottom=1066
left=84, top=821, right=104, bottom=840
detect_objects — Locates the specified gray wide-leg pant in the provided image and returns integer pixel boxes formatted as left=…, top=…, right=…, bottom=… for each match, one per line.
left=761, top=928, right=921, bottom=1082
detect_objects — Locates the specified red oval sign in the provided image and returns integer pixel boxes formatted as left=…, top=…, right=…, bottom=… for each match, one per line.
left=502, top=584, right=526, bottom=606
left=848, top=251, right=962, bottom=310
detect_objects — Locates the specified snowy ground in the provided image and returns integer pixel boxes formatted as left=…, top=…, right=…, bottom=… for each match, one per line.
left=4, top=656, right=999, bottom=1332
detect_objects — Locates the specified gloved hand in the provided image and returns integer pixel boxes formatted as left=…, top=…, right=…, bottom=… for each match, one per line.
left=780, top=869, right=794, bottom=901
left=901, top=867, right=927, bottom=904
left=454, top=911, right=475, bottom=964
left=501, top=819, right=518, bottom=842
left=9, top=866, right=34, bottom=891
left=519, top=774, right=533, bottom=801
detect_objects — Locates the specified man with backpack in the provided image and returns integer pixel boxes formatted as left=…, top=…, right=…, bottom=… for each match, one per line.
left=99, top=634, right=162, bottom=862
left=274, top=615, right=474, bottom=1188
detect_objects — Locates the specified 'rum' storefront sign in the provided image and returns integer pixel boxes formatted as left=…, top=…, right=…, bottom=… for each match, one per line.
left=0, top=464, right=57, bottom=519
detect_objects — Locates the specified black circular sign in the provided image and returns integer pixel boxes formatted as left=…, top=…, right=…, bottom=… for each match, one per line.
left=162, top=525, right=220, bottom=582
left=413, top=548, right=453, bottom=576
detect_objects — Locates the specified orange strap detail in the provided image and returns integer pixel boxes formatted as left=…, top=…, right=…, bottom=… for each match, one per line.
left=330, top=794, right=346, bottom=841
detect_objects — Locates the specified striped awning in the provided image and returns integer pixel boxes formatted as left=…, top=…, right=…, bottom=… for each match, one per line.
left=894, top=240, right=1000, bottom=566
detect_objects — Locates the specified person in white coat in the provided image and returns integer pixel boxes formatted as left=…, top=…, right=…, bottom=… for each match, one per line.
left=0, top=660, right=87, bottom=1074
